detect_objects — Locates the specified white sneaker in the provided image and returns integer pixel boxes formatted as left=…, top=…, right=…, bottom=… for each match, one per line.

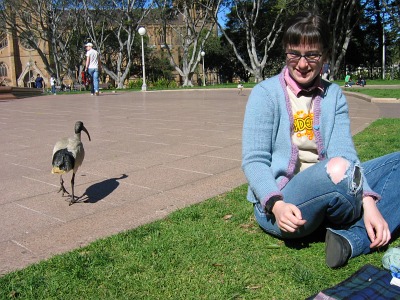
left=91, top=93, right=94, bottom=96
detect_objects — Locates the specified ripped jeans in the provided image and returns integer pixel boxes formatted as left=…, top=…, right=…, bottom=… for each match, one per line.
left=254, top=152, right=400, bottom=258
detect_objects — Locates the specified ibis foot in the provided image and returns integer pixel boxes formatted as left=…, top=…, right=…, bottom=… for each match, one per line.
left=57, top=185, right=70, bottom=196
left=65, top=195, right=81, bottom=206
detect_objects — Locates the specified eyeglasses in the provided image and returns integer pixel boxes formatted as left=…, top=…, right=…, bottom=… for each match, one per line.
left=285, top=52, right=322, bottom=63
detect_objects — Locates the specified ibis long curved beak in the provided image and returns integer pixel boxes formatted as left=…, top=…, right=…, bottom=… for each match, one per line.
left=82, top=126, right=91, bottom=141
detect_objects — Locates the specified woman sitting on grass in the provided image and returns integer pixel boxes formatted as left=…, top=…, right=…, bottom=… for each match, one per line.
left=242, top=11, right=400, bottom=268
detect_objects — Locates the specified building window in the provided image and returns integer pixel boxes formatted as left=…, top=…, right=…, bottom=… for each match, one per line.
left=158, top=35, right=164, bottom=46
left=22, top=12, right=32, bottom=24
left=0, top=63, right=7, bottom=77
left=0, top=33, right=8, bottom=50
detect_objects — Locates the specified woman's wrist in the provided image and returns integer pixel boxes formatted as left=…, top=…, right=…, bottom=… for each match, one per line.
left=362, top=196, right=376, bottom=208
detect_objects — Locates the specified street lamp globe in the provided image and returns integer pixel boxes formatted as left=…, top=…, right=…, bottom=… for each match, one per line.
left=138, top=27, right=147, bottom=91
left=201, top=51, right=205, bottom=57
left=138, top=27, right=146, bottom=36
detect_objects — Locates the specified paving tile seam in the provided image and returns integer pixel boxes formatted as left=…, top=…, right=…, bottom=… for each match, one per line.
left=200, top=154, right=242, bottom=162
left=183, top=142, right=224, bottom=149
left=6, top=142, right=30, bottom=148
left=14, top=203, right=66, bottom=223
left=152, top=151, right=189, bottom=158
left=137, top=140, right=170, bottom=146
left=22, top=176, right=59, bottom=188
left=159, top=166, right=244, bottom=190
left=106, top=149, right=132, bottom=154
left=119, top=181, right=162, bottom=192
left=11, top=240, right=35, bottom=254
left=154, top=127, right=183, bottom=131
left=193, top=128, right=226, bottom=133
left=162, top=165, right=214, bottom=176
left=130, top=133, right=155, bottom=137
left=10, top=163, right=42, bottom=171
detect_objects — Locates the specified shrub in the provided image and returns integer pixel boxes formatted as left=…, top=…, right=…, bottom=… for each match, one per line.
left=128, top=79, right=143, bottom=89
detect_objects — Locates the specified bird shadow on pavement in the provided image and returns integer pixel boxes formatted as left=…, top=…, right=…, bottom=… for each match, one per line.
left=78, top=174, right=128, bottom=203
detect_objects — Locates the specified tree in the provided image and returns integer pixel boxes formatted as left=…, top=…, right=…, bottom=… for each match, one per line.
left=323, top=0, right=361, bottom=80
left=339, top=0, right=399, bottom=80
left=81, top=0, right=153, bottom=88
left=156, top=0, right=220, bottom=86
left=382, top=0, right=400, bottom=30
left=197, top=33, right=239, bottom=83
left=215, top=0, right=285, bottom=83
left=0, top=0, right=85, bottom=83
left=379, top=0, right=400, bottom=78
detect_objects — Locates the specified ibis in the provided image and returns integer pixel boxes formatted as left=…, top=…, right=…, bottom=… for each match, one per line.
left=52, top=121, right=91, bottom=205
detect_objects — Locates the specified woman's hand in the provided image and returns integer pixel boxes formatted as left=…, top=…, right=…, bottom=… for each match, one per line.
left=362, top=196, right=391, bottom=249
left=272, top=201, right=306, bottom=232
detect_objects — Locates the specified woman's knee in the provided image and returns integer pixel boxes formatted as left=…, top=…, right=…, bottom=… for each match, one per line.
left=326, top=157, right=350, bottom=184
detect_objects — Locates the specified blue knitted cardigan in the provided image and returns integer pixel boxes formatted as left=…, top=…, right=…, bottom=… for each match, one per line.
left=242, top=68, right=379, bottom=208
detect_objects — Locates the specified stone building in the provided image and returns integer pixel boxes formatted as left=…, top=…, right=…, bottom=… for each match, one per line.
left=0, top=28, right=50, bottom=88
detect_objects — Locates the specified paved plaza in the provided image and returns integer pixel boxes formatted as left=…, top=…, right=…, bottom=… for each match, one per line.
left=0, top=88, right=399, bottom=275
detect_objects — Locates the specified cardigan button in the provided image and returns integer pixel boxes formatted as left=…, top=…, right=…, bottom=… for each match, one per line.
left=314, top=125, right=320, bottom=130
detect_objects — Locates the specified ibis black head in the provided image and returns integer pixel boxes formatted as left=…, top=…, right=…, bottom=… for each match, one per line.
left=75, top=121, right=91, bottom=141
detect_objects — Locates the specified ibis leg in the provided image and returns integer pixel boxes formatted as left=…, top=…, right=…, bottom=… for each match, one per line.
left=69, top=173, right=76, bottom=205
left=58, top=175, right=70, bottom=196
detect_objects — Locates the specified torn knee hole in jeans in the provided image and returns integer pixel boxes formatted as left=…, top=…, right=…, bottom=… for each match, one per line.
left=326, top=157, right=349, bottom=184
left=351, top=165, right=362, bottom=192
left=326, top=157, right=361, bottom=191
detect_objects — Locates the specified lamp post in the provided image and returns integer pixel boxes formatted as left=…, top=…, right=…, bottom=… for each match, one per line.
left=382, top=21, right=386, bottom=80
left=375, top=9, right=386, bottom=80
left=27, top=61, right=32, bottom=88
left=138, top=27, right=147, bottom=91
left=200, top=51, right=205, bottom=86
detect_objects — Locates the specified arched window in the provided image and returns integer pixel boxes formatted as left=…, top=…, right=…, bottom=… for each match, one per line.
left=0, top=63, right=7, bottom=77
left=0, top=32, right=8, bottom=50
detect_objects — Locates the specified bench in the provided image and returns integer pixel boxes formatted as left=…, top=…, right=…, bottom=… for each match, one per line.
left=72, top=83, right=85, bottom=91
left=99, top=83, right=111, bottom=90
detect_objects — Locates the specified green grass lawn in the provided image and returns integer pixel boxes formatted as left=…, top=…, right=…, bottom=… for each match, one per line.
left=332, top=79, right=400, bottom=86
left=51, top=80, right=398, bottom=98
left=1, top=119, right=399, bottom=299
left=345, top=88, right=400, bottom=98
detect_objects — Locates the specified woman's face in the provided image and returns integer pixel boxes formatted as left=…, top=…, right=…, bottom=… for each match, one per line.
left=285, top=43, right=325, bottom=88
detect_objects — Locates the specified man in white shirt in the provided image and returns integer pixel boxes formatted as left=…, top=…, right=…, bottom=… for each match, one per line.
left=84, top=42, right=102, bottom=96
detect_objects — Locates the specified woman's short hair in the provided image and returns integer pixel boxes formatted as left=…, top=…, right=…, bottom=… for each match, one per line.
left=282, top=12, right=330, bottom=52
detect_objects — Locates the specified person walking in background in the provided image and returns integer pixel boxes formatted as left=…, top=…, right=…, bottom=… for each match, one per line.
left=321, top=63, right=330, bottom=81
left=242, top=11, right=400, bottom=269
left=237, top=82, right=244, bottom=95
left=84, top=42, right=101, bottom=96
left=35, top=74, right=44, bottom=90
left=50, top=74, right=56, bottom=95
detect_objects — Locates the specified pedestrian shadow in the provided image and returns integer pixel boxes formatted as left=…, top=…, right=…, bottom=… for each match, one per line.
left=79, top=174, right=128, bottom=203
